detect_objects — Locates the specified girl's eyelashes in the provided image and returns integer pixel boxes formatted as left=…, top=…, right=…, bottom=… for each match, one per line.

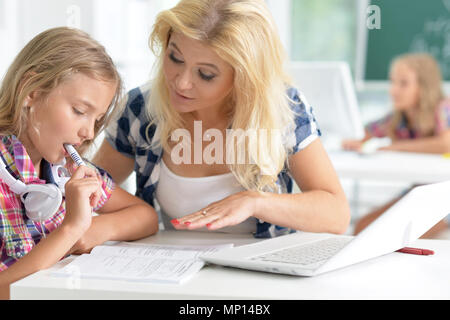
left=72, top=105, right=104, bottom=123
left=72, top=107, right=85, bottom=115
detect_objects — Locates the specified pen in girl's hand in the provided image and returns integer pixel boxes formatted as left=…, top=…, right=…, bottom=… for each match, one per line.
left=64, top=143, right=86, bottom=167
left=64, top=143, right=106, bottom=199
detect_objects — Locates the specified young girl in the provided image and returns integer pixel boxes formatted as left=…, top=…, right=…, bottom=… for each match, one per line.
left=93, top=0, right=350, bottom=238
left=343, top=53, right=450, bottom=153
left=342, top=53, right=450, bottom=236
left=0, top=27, right=158, bottom=299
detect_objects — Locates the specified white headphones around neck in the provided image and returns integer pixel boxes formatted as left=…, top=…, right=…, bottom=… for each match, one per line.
left=0, top=156, right=70, bottom=222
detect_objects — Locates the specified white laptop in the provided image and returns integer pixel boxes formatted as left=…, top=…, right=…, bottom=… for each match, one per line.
left=202, top=181, right=450, bottom=276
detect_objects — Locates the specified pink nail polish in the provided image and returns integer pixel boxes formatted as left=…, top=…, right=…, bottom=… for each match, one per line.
left=206, top=223, right=212, bottom=228
left=184, top=221, right=191, bottom=226
left=171, top=219, right=179, bottom=225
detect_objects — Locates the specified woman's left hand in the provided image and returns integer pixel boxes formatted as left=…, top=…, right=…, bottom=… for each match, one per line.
left=171, top=191, right=263, bottom=230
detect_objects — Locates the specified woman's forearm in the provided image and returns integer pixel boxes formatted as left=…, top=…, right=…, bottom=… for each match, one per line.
left=253, top=190, right=350, bottom=234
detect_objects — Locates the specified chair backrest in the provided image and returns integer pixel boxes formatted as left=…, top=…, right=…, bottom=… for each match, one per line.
left=287, top=61, right=365, bottom=140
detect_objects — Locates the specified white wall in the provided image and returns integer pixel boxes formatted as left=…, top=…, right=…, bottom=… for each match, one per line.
left=0, top=0, right=19, bottom=80
left=18, top=0, right=94, bottom=43
left=0, top=0, right=180, bottom=90
left=265, top=0, right=291, bottom=57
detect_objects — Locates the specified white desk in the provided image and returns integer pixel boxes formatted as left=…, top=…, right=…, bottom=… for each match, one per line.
left=329, top=150, right=450, bottom=184
left=10, top=231, right=450, bottom=299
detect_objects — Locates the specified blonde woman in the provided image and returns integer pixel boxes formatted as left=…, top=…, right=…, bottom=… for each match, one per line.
left=0, top=27, right=158, bottom=299
left=94, top=0, right=350, bottom=238
left=342, top=53, right=450, bottom=236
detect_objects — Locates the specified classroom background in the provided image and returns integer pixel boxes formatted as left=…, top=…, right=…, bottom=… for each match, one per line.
left=1, top=0, right=449, bottom=238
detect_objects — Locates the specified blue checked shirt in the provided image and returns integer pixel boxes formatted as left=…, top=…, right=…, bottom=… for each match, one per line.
left=105, top=84, right=321, bottom=238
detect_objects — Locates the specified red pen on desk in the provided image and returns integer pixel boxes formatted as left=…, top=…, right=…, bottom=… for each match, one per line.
left=396, top=247, right=434, bottom=255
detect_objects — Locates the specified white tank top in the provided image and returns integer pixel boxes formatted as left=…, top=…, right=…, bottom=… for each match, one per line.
left=155, top=159, right=257, bottom=233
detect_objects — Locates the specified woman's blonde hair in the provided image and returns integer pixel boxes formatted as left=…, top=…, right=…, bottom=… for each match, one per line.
left=389, top=53, right=444, bottom=138
left=149, top=0, right=295, bottom=192
left=0, top=27, right=122, bottom=155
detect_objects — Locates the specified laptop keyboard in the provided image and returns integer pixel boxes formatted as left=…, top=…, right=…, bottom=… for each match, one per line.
left=251, top=237, right=351, bottom=266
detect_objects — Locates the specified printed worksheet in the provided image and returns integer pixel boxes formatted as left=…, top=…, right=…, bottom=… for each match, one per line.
left=52, top=242, right=233, bottom=284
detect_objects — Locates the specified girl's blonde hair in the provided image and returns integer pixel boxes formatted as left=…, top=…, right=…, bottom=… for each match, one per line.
left=149, top=0, right=295, bottom=192
left=0, top=27, right=122, bottom=155
left=390, top=53, right=444, bottom=138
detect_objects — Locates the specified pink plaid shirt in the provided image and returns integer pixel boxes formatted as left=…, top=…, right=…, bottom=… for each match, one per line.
left=0, top=135, right=115, bottom=271
left=366, top=99, right=450, bottom=140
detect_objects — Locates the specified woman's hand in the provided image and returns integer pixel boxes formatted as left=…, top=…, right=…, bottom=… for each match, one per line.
left=171, top=191, right=262, bottom=230
left=62, top=165, right=102, bottom=236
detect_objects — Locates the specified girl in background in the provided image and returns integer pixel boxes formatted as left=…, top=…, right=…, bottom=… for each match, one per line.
left=342, top=53, right=450, bottom=236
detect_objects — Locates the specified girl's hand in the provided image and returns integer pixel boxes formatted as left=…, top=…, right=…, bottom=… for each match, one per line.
left=68, top=227, right=103, bottom=254
left=341, top=139, right=364, bottom=151
left=62, top=165, right=102, bottom=235
left=171, top=191, right=261, bottom=230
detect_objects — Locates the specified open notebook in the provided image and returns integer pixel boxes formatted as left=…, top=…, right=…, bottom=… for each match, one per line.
left=202, top=181, right=450, bottom=276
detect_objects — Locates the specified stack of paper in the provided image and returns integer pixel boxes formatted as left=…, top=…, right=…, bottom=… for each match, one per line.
left=52, top=242, right=233, bottom=284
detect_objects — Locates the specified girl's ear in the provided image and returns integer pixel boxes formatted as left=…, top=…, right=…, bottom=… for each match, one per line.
left=23, top=94, right=33, bottom=108
left=23, top=89, right=43, bottom=110
left=19, top=71, right=39, bottom=107
left=413, top=80, right=422, bottom=105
